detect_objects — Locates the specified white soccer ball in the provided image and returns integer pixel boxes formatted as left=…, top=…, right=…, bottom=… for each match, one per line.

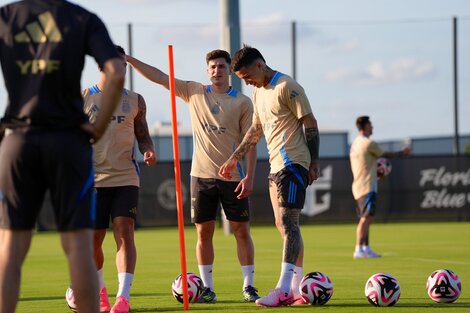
left=65, top=287, right=77, bottom=312
left=365, top=273, right=401, bottom=306
left=426, top=269, right=462, bottom=303
left=171, top=272, right=203, bottom=303
left=377, top=157, right=392, bottom=177
left=299, top=271, right=334, bottom=305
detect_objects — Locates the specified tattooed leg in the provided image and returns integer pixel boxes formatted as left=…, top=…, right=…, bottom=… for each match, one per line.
left=280, top=208, right=302, bottom=264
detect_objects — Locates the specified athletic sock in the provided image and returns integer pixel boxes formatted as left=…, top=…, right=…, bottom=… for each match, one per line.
left=198, top=264, right=214, bottom=291
left=291, top=266, right=303, bottom=296
left=355, top=245, right=363, bottom=252
left=117, top=272, right=134, bottom=300
left=97, top=268, right=106, bottom=290
left=241, top=265, right=255, bottom=289
left=275, top=262, right=296, bottom=293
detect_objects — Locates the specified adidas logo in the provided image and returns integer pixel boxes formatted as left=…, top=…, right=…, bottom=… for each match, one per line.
left=15, top=11, right=62, bottom=43
left=289, top=90, right=299, bottom=100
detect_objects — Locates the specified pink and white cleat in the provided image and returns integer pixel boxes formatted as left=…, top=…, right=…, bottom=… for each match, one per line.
left=99, top=288, right=111, bottom=312
left=110, top=296, right=130, bottom=313
left=291, top=294, right=307, bottom=305
left=255, top=288, right=294, bottom=307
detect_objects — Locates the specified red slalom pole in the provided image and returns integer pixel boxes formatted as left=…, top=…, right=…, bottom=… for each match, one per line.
left=167, top=45, right=189, bottom=310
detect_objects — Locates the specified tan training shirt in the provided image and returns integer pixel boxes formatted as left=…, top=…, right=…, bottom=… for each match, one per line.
left=83, top=86, right=140, bottom=188
left=252, top=71, right=312, bottom=174
left=175, top=80, right=253, bottom=181
left=350, top=135, right=384, bottom=199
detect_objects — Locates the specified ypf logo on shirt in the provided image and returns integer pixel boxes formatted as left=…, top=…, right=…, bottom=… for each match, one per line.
left=14, top=11, right=62, bottom=75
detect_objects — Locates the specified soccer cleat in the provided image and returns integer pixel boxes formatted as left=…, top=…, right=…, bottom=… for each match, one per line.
left=99, top=288, right=111, bottom=312
left=198, top=287, right=217, bottom=303
left=365, top=248, right=382, bottom=258
left=255, top=288, right=294, bottom=307
left=291, top=294, right=307, bottom=305
left=353, top=250, right=367, bottom=259
left=110, top=296, right=130, bottom=313
left=242, top=285, right=260, bottom=302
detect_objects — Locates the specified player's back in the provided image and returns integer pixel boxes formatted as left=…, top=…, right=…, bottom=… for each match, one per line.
left=0, top=0, right=118, bottom=130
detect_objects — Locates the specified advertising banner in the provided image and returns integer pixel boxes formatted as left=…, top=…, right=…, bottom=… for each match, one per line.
left=38, top=156, right=470, bottom=230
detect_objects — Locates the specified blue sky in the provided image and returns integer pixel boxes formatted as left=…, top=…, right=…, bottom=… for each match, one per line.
left=1, top=0, right=470, bottom=142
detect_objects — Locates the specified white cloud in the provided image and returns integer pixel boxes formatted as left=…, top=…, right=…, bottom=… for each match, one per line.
left=315, top=37, right=361, bottom=54
left=242, top=13, right=291, bottom=43
left=325, top=57, right=435, bottom=86
left=335, top=38, right=360, bottom=53
left=324, top=68, right=353, bottom=81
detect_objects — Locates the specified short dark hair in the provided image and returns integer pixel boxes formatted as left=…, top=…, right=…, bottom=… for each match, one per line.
left=356, top=116, right=371, bottom=130
left=231, top=45, right=266, bottom=72
left=206, top=49, right=231, bottom=65
left=115, top=45, right=125, bottom=55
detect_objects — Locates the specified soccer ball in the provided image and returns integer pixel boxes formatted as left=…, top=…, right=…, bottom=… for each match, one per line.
left=65, top=287, right=77, bottom=312
left=299, top=272, right=334, bottom=305
left=377, top=157, right=392, bottom=177
left=171, top=272, right=203, bottom=303
left=426, top=269, right=462, bottom=303
left=365, top=273, right=401, bottom=306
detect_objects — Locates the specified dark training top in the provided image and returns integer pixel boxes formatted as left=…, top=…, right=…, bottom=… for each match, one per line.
left=0, top=0, right=119, bottom=129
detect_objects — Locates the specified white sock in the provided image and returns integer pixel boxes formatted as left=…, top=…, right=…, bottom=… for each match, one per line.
left=275, top=262, right=295, bottom=293
left=198, top=265, right=214, bottom=291
left=97, top=268, right=106, bottom=290
left=355, top=245, right=363, bottom=252
left=362, top=245, right=370, bottom=252
left=291, top=266, right=303, bottom=296
left=117, top=272, right=134, bottom=300
left=241, top=265, right=254, bottom=289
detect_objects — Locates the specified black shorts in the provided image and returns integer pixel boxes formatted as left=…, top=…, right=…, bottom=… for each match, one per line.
left=190, top=177, right=249, bottom=223
left=268, top=164, right=309, bottom=209
left=94, top=185, right=139, bottom=229
left=355, top=192, right=377, bottom=218
left=0, top=128, right=95, bottom=231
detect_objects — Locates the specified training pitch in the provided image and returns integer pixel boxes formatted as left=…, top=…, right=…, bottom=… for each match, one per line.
left=17, top=222, right=470, bottom=312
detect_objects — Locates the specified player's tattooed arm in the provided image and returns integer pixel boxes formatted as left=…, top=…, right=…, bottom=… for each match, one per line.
left=134, top=94, right=155, bottom=154
left=301, top=113, right=320, bottom=183
left=219, top=123, right=262, bottom=180
left=231, top=123, right=263, bottom=161
left=305, top=127, right=320, bottom=161
left=281, top=208, right=302, bottom=264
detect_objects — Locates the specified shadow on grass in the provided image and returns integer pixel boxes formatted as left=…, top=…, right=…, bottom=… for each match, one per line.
left=19, top=291, right=167, bottom=302
left=19, top=296, right=64, bottom=302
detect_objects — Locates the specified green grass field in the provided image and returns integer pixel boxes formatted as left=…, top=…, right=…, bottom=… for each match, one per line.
left=16, top=222, right=470, bottom=312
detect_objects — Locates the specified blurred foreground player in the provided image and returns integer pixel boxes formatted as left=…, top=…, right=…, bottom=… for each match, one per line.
left=0, top=0, right=125, bottom=312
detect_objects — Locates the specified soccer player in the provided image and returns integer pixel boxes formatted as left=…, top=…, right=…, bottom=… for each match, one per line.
left=82, top=45, right=156, bottom=313
left=350, top=116, right=411, bottom=259
left=127, top=50, right=260, bottom=303
left=219, top=45, right=320, bottom=307
left=0, top=1, right=125, bottom=312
